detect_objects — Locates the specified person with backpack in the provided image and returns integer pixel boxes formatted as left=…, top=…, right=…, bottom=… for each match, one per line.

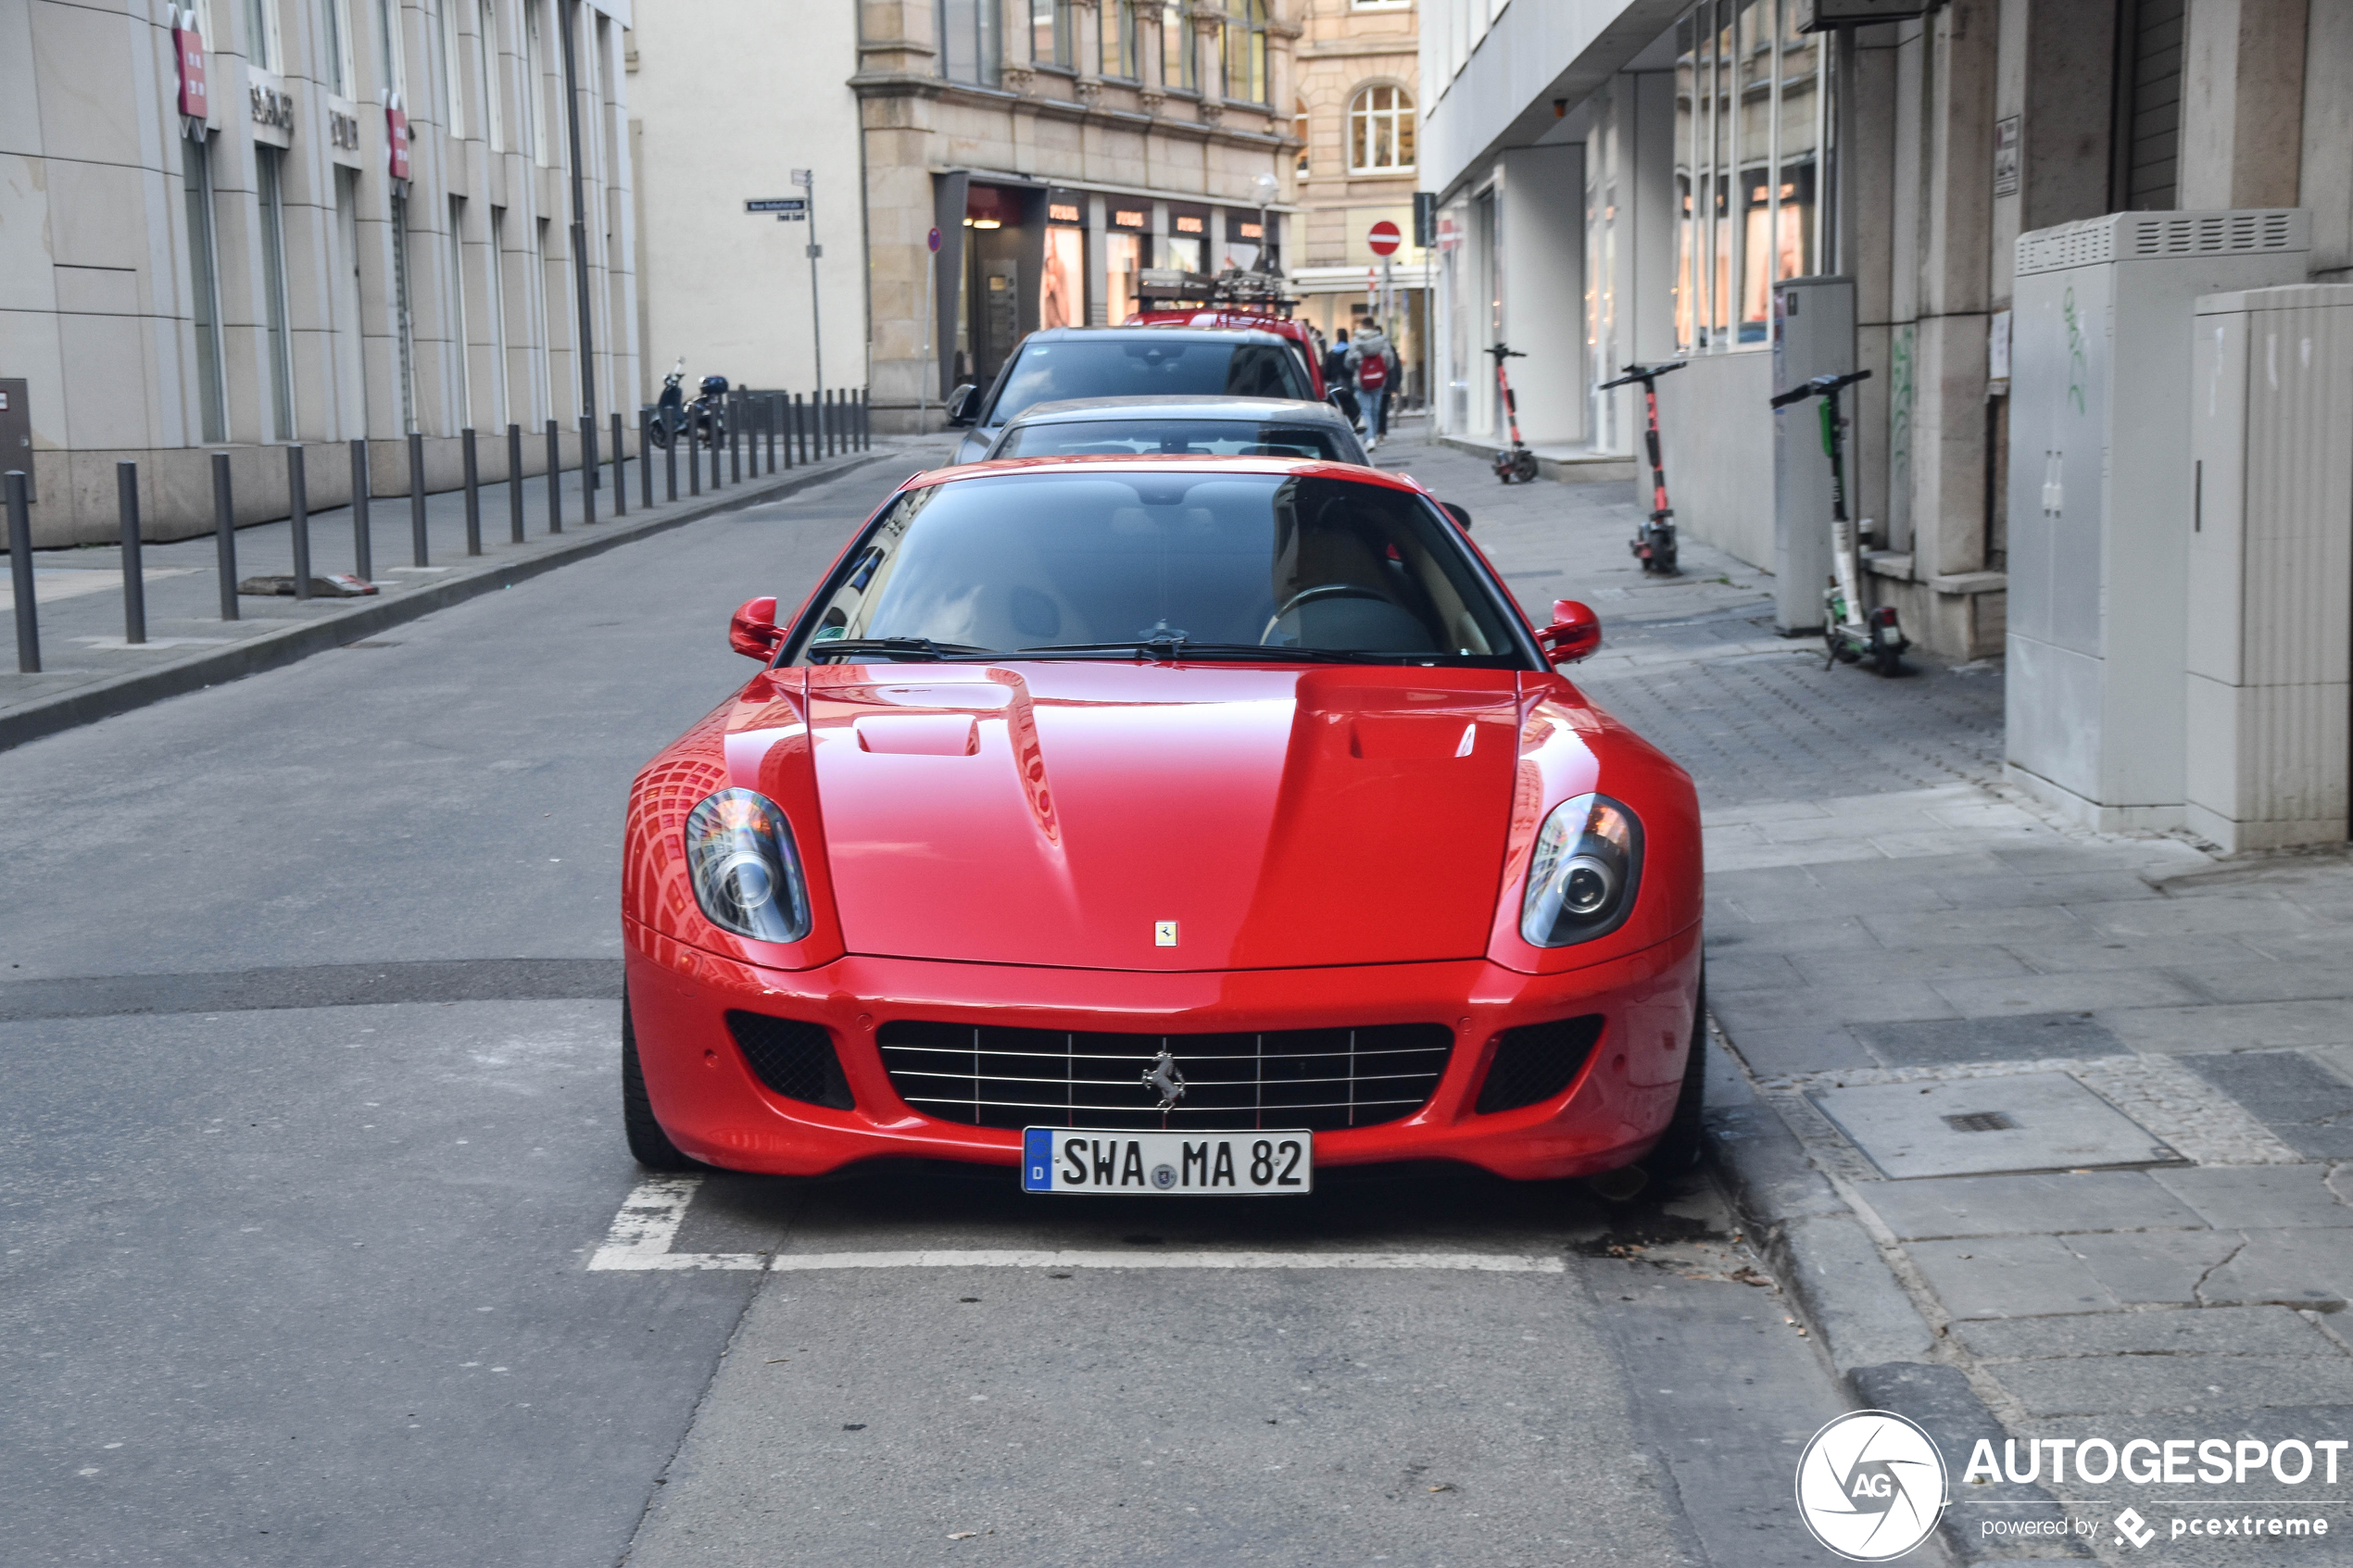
left=1346, top=323, right=1397, bottom=450
left=1321, top=328, right=1360, bottom=429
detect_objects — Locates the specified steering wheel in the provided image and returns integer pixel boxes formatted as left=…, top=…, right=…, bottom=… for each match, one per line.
left=1260, top=583, right=1391, bottom=645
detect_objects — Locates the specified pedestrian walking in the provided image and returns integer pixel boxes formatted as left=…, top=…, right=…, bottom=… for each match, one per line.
left=1347, top=323, right=1398, bottom=450
left=1322, top=329, right=1360, bottom=430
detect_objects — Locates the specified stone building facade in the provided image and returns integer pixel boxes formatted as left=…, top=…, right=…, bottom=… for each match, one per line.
left=2, top=0, right=639, bottom=545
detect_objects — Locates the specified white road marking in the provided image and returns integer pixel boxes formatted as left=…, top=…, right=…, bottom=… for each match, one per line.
left=586, top=1177, right=1566, bottom=1273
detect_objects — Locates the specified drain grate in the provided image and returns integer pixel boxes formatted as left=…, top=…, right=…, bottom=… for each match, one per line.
left=1943, top=1110, right=2020, bottom=1134
left=1807, top=1073, right=2186, bottom=1178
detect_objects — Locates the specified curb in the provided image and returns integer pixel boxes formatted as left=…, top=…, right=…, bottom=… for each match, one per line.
left=0, top=450, right=894, bottom=756
left=1701, top=1024, right=2092, bottom=1562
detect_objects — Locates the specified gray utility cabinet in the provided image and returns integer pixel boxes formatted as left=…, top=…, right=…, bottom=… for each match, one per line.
left=1769, top=276, right=1855, bottom=634
left=2006, top=210, right=2308, bottom=831
left=2184, top=284, right=2353, bottom=852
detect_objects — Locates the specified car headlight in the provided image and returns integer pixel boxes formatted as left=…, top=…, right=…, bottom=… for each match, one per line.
left=684, top=789, right=812, bottom=944
left=1520, top=793, right=1642, bottom=947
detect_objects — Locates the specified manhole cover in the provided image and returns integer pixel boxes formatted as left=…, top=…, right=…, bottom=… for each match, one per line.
left=1807, top=1073, right=2185, bottom=1179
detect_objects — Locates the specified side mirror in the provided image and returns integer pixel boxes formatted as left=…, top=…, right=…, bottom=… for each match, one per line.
left=1439, top=501, right=1472, bottom=533
left=729, top=596, right=783, bottom=661
left=1538, top=598, right=1601, bottom=664
left=945, top=383, right=980, bottom=427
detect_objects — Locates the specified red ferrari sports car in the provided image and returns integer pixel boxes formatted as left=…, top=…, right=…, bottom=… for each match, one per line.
left=622, top=456, right=1703, bottom=1194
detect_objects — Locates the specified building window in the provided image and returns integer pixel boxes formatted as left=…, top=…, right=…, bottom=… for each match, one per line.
left=182, top=136, right=227, bottom=445
left=1029, top=0, right=1070, bottom=67
left=258, top=145, right=296, bottom=441
left=1349, top=84, right=1415, bottom=172
left=245, top=0, right=282, bottom=69
left=1226, top=0, right=1268, bottom=104
left=434, top=0, right=463, bottom=138
left=1156, top=3, right=1193, bottom=91
left=1101, top=0, right=1138, bottom=79
left=1294, top=95, right=1310, bottom=174
left=478, top=0, right=503, bottom=150
left=376, top=0, right=407, bottom=101
left=2117, top=0, right=2184, bottom=208
left=524, top=0, right=547, bottom=163
left=322, top=0, right=356, bottom=95
left=1673, top=0, right=1827, bottom=353
left=449, top=196, right=473, bottom=431
left=937, top=0, right=1001, bottom=86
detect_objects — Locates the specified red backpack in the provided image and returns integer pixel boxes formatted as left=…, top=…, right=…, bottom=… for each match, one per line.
left=1356, top=352, right=1389, bottom=392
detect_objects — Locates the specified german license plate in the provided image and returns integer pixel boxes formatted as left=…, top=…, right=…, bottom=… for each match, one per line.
left=1022, top=1128, right=1314, bottom=1195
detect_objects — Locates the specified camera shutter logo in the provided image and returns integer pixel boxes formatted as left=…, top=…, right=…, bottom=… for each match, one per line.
left=1794, top=1410, right=1947, bottom=1561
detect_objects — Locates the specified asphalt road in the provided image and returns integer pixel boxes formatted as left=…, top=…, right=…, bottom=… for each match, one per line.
left=0, top=440, right=1862, bottom=1566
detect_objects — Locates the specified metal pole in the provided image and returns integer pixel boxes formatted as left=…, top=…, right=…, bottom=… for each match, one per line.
left=6, top=470, right=35, bottom=672
left=823, top=390, right=832, bottom=458
left=640, top=408, right=655, bottom=508
left=289, top=445, right=312, bottom=597
left=921, top=246, right=935, bottom=434
left=779, top=394, right=793, bottom=470
left=462, top=428, right=482, bottom=553
left=546, top=420, right=562, bottom=532
left=793, top=393, right=805, bottom=466
left=212, top=451, right=238, bottom=621
left=117, top=461, right=145, bottom=645
left=688, top=421, right=700, bottom=495
left=611, top=410, right=626, bottom=516
left=666, top=416, right=679, bottom=500
left=730, top=402, right=741, bottom=483
left=710, top=420, right=721, bottom=490
left=557, top=0, right=598, bottom=460
left=408, top=430, right=428, bottom=566
left=582, top=414, right=598, bottom=525
left=803, top=173, right=825, bottom=410
left=351, top=437, right=372, bottom=582
left=1834, top=23, right=1856, bottom=276
left=508, top=422, right=525, bottom=543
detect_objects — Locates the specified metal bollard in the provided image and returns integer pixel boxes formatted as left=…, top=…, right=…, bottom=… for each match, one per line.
left=863, top=387, right=872, bottom=449
left=777, top=395, right=792, bottom=470
left=639, top=408, right=655, bottom=510
left=711, top=418, right=723, bottom=491
left=116, top=461, right=145, bottom=644
left=730, top=405, right=742, bottom=484
left=507, top=423, right=524, bottom=543
left=408, top=430, right=428, bottom=567
left=611, top=411, right=627, bottom=518
left=461, top=428, right=481, bottom=554
left=6, top=470, right=34, bottom=672
left=545, top=420, right=562, bottom=533
left=351, top=438, right=372, bottom=583
left=688, top=420, right=700, bottom=496
left=582, top=415, right=598, bottom=527
left=821, top=390, right=831, bottom=458
left=288, top=445, right=311, bottom=598
left=793, top=393, right=805, bottom=466
left=212, top=451, right=238, bottom=621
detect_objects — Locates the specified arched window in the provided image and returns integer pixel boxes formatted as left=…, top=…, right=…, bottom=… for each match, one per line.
left=1348, top=83, right=1416, bottom=173
left=1294, top=96, right=1311, bottom=174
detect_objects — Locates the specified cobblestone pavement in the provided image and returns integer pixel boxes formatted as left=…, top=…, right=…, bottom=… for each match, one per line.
left=1393, top=420, right=2353, bottom=1563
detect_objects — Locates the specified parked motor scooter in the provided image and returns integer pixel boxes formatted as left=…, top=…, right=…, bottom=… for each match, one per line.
left=1487, top=343, right=1539, bottom=483
left=649, top=363, right=730, bottom=452
left=1598, top=360, right=1688, bottom=574
left=1767, top=370, right=1906, bottom=676
left=648, top=360, right=690, bottom=451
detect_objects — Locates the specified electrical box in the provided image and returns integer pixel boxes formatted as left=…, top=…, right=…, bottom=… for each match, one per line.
left=1771, top=276, right=1855, bottom=633
left=2183, top=284, right=2353, bottom=851
left=0, top=380, right=30, bottom=501
left=2006, top=209, right=2309, bottom=830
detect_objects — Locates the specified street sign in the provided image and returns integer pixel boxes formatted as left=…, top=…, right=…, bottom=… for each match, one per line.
left=790, top=168, right=812, bottom=188
left=1367, top=220, right=1402, bottom=257
left=927, top=226, right=942, bottom=254
left=746, top=198, right=807, bottom=215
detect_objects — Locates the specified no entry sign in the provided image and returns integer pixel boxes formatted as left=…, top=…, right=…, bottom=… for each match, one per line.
left=1366, top=220, right=1402, bottom=257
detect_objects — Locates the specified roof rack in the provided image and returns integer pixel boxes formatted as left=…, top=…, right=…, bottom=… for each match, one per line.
left=1134, top=266, right=1298, bottom=317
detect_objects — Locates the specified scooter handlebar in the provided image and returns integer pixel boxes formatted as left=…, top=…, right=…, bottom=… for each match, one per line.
left=1597, top=360, right=1690, bottom=391
left=1768, top=368, right=1872, bottom=408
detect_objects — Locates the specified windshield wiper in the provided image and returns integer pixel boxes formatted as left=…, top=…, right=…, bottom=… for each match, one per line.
left=806, top=636, right=998, bottom=662
left=1014, top=639, right=1390, bottom=664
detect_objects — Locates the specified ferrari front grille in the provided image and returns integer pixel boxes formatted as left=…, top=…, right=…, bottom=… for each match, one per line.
left=876, top=1022, right=1453, bottom=1133
left=727, top=1011, right=856, bottom=1110
left=1474, top=1014, right=1604, bottom=1114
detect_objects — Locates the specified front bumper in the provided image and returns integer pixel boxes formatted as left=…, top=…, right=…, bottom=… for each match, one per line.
left=624, top=919, right=1702, bottom=1183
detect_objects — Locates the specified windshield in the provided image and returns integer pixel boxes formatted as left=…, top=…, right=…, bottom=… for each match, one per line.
left=998, top=419, right=1359, bottom=462
left=983, top=339, right=1313, bottom=426
left=791, top=471, right=1526, bottom=664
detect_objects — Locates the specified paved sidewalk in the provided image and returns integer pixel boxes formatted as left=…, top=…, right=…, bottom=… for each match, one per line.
left=0, top=437, right=920, bottom=751
left=1392, top=420, right=2353, bottom=1563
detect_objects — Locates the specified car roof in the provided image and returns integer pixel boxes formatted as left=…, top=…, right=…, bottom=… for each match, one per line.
left=1003, top=395, right=1348, bottom=426
left=901, top=454, right=1426, bottom=495
left=1017, top=325, right=1292, bottom=346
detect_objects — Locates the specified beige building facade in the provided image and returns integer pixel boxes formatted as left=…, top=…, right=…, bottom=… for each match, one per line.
left=3, top=0, right=641, bottom=545
left=1289, top=0, right=1426, bottom=396
left=633, top=1, right=1302, bottom=434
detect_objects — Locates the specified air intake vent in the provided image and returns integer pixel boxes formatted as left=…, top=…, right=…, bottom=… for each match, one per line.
left=1475, top=1015, right=1604, bottom=1115
left=727, top=1011, right=855, bottom=1110
left=2017, top=210, right=2310, bottom=276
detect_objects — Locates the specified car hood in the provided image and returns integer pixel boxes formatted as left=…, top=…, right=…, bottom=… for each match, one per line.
left=797, top=662, right=1524, bottom=971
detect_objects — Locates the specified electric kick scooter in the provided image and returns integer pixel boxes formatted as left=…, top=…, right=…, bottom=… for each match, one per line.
left=1768, top=370, right=1907, bottom=676
left=1598, top=360, right=1689, bottom=574
left=1487, top=343, right=1540, bottom=483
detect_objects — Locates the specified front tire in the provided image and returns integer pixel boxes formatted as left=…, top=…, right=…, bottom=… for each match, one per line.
left=622, top=985, right=700, bottom=1172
